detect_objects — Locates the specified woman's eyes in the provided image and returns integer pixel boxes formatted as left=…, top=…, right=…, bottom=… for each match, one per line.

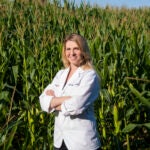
left=66, top=48, right=70, bottom=51
left=66, top=47, right=80, bottom=51
left=74, top=47, right=80, bottom=50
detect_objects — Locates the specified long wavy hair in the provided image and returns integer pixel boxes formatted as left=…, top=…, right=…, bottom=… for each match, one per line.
left=62, top=33, right=93, bottom=70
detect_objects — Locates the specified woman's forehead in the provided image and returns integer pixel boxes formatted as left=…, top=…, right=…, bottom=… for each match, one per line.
left=66, top=40, right=79, bottom=47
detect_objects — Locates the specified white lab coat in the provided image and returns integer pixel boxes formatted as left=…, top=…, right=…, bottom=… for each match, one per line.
left=39, top=67, right=101, bottom=150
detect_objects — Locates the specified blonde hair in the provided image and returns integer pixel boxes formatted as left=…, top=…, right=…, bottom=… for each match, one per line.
left=62, top=33, right=93, bottom=70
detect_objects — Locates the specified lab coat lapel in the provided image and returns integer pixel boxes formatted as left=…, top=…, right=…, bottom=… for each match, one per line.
left=60, top=67, right=84, bottom=90
left=60, top=68, right=70, bottom=90
left=67, top=67, right=84, bottom=85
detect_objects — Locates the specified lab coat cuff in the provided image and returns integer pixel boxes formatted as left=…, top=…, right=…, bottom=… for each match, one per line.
left=39, top=95, right=55, bottom=113
left=61, top=103, right=70, bottom=116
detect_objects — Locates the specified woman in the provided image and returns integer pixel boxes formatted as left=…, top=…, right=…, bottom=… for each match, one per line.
left=39, top=33, right=101, bottom=150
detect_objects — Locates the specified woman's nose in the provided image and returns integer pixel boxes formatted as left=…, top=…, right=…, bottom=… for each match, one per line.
left=70, top=49, right=75, bottom=55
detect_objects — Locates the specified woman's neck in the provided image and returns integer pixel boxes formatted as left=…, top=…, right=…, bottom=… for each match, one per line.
left=70, top=65, right=79, bottom=72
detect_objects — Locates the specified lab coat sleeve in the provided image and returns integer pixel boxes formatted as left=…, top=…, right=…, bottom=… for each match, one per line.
left=61, top=70, right=100, bottom=116
left=39, top=70, right=63, bottom=113
left=39, top=84, right=55, bottom=113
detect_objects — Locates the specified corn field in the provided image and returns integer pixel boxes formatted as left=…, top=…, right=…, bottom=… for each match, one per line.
left=0, top=0, right=150, bottom=149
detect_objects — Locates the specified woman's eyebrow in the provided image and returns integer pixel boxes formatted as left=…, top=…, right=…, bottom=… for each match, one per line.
left=65, top=47, right=70, bottom=49
left=66, top=46, right=80, bottom=50
left=73, top=47, right=80, bottom=49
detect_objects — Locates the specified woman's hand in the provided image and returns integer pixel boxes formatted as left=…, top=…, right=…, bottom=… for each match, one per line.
left=46, top=90, right=55, bottom=97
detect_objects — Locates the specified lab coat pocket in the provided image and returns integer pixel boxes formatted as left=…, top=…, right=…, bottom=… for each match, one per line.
left=68, top=78, right=81, bottom=87
left=53, top=83, right=61, bottom=96
left=66, top=81, right=81, bottom=95
left=71, top=116, right=93, bottom=130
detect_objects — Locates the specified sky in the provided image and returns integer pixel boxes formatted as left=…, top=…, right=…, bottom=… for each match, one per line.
left=72, top=0, right=150, bottom=8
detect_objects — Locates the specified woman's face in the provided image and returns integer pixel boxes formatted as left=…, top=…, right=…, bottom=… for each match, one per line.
left=65, top=40, right=82, bottom=67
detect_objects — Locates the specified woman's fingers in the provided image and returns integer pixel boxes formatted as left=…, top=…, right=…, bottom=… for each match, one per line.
left=46, top=90, right=55, bottom=96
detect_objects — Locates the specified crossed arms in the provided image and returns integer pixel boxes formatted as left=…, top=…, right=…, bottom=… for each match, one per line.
left=46, top=89, right=71, bottom=111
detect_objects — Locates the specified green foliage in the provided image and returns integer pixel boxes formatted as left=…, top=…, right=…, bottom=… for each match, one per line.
left=0, top=0, right=150, bottom=149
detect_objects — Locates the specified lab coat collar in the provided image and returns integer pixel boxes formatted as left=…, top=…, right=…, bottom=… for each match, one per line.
left=60, top=67, right=84, bottom=89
